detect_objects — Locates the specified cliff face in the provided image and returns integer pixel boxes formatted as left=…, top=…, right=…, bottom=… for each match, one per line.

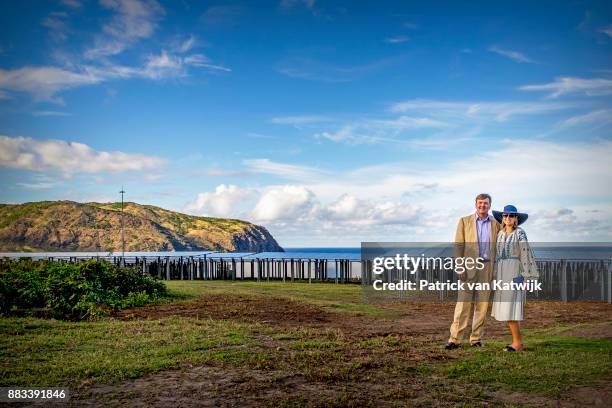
left=0, top=201, right=283, bottom=253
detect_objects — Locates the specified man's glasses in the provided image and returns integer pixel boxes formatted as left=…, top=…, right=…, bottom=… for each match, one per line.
left=502, top=214, right=517, bottom=218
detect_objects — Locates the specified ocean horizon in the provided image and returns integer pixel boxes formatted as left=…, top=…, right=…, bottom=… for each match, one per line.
left=2, top=245, right=611, bottom=261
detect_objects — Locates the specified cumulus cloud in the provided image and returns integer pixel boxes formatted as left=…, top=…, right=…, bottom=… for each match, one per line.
left=183, top=137, right=612, bottom=244
left=186, top=184, right=426, bottom=233
left=185, top=184, right=257, bottom=217
left=323, top=194, right=423, bottom=226
left=248, top=139, right=612, bottom=241
left=0, top=135, right=165, bottom=176
left=519, top=77, right=612, bottom=98
left=252, top=185, right=317, bottom=222
left=529, top=207, right=612, bottom=240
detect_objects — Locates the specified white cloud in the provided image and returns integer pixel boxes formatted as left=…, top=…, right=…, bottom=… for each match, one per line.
left=85, top=51, right=227, bottom=80
left=370, top=116, right=450, bottom=129
left=323, top=194, right=423, bottom=226
left=520, top=77, right=612, bottom=98
left=143, top=50, right=184, bottom=79
left=182, top=54, right=231, bottom=72
left=270, top=115, right=331, bottom=125
left=252, top=185, right=317, bottom=222
left=177, top=35, right=197, bottom=53
left=0, top=135, right=165, bottom=176
left=32, top=111, right=71, bottom=117
left=238, top=139, right=612, bottom=242
left=385, top=36, right=409, bottom=44
left=42, top=12, right=70, bottom=42
left=313, top=115, right=450, bottom=144
left=16, top=182, right=56, bottom=189
left=599, top=25, right=612, bottom=37
left=0, top=50, right=230, bottom=102
left=182, top=139, right=612, bottom=244
left=0, top=66, right=100, bottom=103
left=557, top=108, right=612, bottom=128
left=390, top=99, right=570, bottom=121
left=187, top=167, right=245, bottom=177
left=243, top=158, right=326, bottom=181
left=185, top=184, right=257, bottom=217
left=276, top=55, right=400, bottom=83
left=488, top=45, right=536, bottom=64
left=85, top=0, right=165, bottom=59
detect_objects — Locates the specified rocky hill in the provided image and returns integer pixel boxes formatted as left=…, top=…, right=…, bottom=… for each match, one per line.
left=0, top=201, right=283, bottom=253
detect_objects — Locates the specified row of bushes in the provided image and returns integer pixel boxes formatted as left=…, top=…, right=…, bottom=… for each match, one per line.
left=0, top=259, right=168, bottom=320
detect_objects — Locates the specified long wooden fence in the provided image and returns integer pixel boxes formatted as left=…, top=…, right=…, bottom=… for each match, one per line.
left=2, top=252, right=611, bottom=302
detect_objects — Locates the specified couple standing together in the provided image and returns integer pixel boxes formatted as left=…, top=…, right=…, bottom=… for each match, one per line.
left=445, top=193, right=539, bottom=352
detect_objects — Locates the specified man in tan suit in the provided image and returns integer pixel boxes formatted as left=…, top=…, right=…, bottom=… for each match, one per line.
left=445, top=193, right=502, bottom=349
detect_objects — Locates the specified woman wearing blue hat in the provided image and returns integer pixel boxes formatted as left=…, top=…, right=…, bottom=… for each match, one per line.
left=491, top=205, right=539, bottom=352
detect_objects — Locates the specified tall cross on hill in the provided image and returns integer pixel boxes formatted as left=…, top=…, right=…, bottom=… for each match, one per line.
left=119, top=187, right=126, bottom=257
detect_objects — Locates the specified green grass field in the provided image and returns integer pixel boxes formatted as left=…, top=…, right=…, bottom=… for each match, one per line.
left=1, top=281, right=610, bottom=406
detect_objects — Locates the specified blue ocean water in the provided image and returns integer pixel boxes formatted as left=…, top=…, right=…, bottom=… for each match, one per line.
left=1, top=246, right=611, bottom=260
left=284, top=246, right=612, bottom=261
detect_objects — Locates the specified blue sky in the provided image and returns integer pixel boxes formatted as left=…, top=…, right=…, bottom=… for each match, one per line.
left=1, top=0, right=611, bottom=246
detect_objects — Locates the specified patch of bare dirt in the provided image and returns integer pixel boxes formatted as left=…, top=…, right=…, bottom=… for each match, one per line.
left=116, top=295, right=612, bottom=343
left=41, top=363, right=494, bottom=408
left=489, top=380, right=612, bottom=407
left=560, top=322, right=612, bottom=339
left=115, top=294, right=335, bottom=328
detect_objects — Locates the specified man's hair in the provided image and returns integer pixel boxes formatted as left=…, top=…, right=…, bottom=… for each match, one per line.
left=475, top=193, right=492, bottom=203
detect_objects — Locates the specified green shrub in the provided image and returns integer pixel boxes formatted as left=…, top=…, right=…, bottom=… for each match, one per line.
left=0, top=259, right=168, bottom=320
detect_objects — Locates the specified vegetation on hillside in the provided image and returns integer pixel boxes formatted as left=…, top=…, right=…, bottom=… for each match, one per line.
left=0, top=201, right=283, bottom=252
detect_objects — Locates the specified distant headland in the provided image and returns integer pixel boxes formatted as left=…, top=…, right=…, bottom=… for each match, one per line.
left=0, top=201, right=283, bottom=253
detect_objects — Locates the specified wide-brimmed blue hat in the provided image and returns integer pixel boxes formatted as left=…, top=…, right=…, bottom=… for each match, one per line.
left=493, top=204, right=528, bottom=225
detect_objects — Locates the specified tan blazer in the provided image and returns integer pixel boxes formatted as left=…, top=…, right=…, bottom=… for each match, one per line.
left=455, top=213, right=502, bottom=280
